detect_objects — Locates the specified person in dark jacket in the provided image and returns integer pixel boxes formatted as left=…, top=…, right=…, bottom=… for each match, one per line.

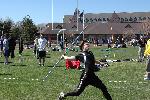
left=0, top=35, right=4, bottom=57
left=137, top=36, right=147, bottom=62
left=58, top=40, right=112, bottom=100
left=8, top=35, right=16, bottom=58
left=19, top=36, right=23, bottom=55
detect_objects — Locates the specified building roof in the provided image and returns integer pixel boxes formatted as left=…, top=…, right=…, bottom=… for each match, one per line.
left=83, top=22, right=143, bottom=35
left=39, top=10, right=150, bottom=35
left=39, top=22, right=144, bottom=35
left=64, top=11, right=150, bottom=23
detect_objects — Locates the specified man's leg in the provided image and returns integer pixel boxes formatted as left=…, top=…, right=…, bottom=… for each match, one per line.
left=64, top=81, right=87, bottom=97
left=11, top=50, right=15, bottom=58
left=145, top=56, right=150, bottom=80
left=91, top=75, right=112, bottom=100
left=59, top=75, right=88, bottom=100
left=4, top=56, right=8, bottom=65
left=42, top=51, right=46, bottom=66
left=141, top=48, right=145, bottom=61
left=42, top=57, right=45, bottom=66
left=39, top=58, right=41, bottom=66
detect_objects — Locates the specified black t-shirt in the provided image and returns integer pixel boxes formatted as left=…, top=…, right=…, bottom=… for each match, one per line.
left=138, top=39, right=146, bottom=48
left=75, top=51, right=96, bottom=73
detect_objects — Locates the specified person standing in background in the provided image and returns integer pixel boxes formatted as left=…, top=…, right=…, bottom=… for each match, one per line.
left=0, top=35, right=4, bottom=57
left=19, top=36, right=24, bottom=63
left=137, top=36, right=147, bottom=62
left=3, top=34, right=9, bottom=65
left=34, top=36, right=39, bottom=58
left=8, top=35, right=16, bottom=58
left=37, top=34, right=48, bottom=66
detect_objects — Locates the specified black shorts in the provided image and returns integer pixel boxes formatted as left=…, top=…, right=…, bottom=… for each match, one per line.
left=38, top=51, right=46, bottom=58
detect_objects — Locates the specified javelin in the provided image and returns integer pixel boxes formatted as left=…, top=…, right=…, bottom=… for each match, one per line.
left=72, top=25, right=88, bottom=45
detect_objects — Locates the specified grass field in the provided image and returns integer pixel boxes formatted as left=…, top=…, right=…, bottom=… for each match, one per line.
left=0, top=45, right=149, bottom=100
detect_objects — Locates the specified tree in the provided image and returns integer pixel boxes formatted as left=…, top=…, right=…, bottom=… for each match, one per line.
left=11, top=22, right=22, bottom=39
left=3, top=18, right=14, bottom=35
left=0, top=19, right=3, bottom=35
left=21, top=15, right=38, bottom=43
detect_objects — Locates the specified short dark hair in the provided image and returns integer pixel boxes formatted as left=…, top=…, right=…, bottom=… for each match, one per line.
left=79, top=39, right=89, bottom=51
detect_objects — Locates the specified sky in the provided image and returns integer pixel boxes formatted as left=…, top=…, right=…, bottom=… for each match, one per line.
left=0, top=0, right=150, bottom=25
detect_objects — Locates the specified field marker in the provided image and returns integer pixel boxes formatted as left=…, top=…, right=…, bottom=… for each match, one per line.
left=3, top=78, right=39, bottom=81
left=2, top=78, right=149, bottom=85
left=109, top=81, right=127, bottom=83
left=109, top=80, right=148, bottom=84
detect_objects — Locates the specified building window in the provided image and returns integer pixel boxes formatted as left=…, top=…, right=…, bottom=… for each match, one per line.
left=138, top=17, right=142, bottom=21
left=125, top=24, right=132, bottom=28
left=107, top=18, right=110, bottom=21
left=94, top=18, right=97, bottom=22
left=121, top=18, right=124, bottom=22
left=98, top=18, right=102, bottom=21
left=134, top=17, right=137, bottom=22
left=103, top=18, right=106, bottom=21
left=143, top=17, right=146, bottom=20
left=56, top=25, right=62, bottom=29
left=129, top=17, right=133, bottom=22
left=72, top=25, right=77, bottom=29
left=125, top=18, right=128, bottom=22
left=85, top=18, right=89, bottom=23
left=90, top=18, right=93, bottom=23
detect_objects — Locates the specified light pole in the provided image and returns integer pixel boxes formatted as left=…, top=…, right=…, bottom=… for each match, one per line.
left=77, top=0, right=79, bottom=31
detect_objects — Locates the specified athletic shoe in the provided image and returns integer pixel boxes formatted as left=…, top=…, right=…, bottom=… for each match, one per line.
left=4, top=62, right=8, bottom=65
left=144, top=77, right=150, bottom=80
left=58, top=92, right=65, bottom=100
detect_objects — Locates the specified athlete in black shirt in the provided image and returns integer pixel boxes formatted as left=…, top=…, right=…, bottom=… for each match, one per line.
left=58, top=40, right=112, bottom=100
left=138, top=36, right=147, bottom=62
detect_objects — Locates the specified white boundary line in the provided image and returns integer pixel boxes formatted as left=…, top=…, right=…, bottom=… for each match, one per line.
left=2, top=78, right=149, bottom=84
left=109, top=80, right=148, bottom=84
left=3, top=78, right=39, bottom=81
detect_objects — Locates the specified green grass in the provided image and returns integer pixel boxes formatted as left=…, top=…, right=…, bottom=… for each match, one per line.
left=0, top=46, right=149, bottom=100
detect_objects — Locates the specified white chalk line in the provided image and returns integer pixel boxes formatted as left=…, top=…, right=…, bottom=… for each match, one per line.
left=2, top=77, right=39, bottom=81
left=2, top=78, right=150, bottom=83
left=109, top=80, right=148, bottom=84
left=1, top=78, right=150, bottom=91
left=1, top=78, right=150, bottom=88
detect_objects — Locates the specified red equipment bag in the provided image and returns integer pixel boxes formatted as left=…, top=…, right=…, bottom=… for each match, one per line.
left=65, top=59, right=80, bottom=69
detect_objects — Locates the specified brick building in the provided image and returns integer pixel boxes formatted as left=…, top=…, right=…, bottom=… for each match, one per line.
left=39, top=9, right=150, bottom=43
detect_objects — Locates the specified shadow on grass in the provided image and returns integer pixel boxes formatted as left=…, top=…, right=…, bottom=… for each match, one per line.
left=23, top=54, right=31, bottom=56
left=0, top=61, right=13, bottom=64
left=46, top=56, right=51, bottom=58
left=47, top=65, right=64, bottom=67
left=11, top=64, right=27, bottom=66
left=47, top=53, right=51, bottom=55
left=0, top=73, right=12, bottom=75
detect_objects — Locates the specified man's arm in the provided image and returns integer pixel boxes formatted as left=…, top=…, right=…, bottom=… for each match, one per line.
left=62, top=55, right=76, bottom=60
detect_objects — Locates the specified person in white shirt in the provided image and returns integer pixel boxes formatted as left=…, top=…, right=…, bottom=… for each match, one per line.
left=37, top=34, right=48, bottom=66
